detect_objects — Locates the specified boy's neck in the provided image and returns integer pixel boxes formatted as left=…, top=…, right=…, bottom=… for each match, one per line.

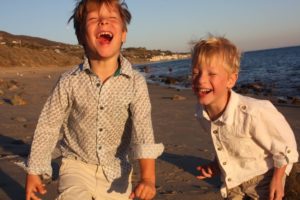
left=205, top=91, right=231, bottom=121
left=89, top=56, right=119, bottom=82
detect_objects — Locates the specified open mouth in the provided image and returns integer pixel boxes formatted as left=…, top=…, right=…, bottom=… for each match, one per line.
left=199, top=88, right=213, bottom=95
left=97, top=31, right=113, bottom=44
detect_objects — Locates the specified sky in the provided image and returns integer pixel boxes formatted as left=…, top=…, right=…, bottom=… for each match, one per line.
left=1, top=0, right=300, bottom=52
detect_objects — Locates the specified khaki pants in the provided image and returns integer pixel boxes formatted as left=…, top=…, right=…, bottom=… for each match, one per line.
left=56, top=158, right=132, bottom=200
left=226, top=170, right=286, bottom=200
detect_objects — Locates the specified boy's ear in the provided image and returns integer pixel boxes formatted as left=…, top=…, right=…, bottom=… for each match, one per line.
left=122, top=31, right=127, bottom=43
left=227, top=73, right=238, bottom=89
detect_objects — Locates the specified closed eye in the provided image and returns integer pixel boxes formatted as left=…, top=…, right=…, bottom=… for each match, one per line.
left=87, top=17, right=98, bottom=22
left=107, top=16, right=119, bottom=22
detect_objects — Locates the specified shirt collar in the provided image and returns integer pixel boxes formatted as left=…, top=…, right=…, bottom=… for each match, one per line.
left=73, top=54, right=134, bottom=78
left=201, top=90, right=240, bottom=125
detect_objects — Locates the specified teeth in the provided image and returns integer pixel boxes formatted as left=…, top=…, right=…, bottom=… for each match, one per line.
left=200, top=88, right=212, bottom=93
left=98, top=32, right=113, bottom=38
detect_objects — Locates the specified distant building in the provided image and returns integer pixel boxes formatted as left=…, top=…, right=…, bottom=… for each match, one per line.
left=149, top=54, right=190, bottom=62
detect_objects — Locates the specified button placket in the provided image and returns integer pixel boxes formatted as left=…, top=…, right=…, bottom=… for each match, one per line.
left=211, top=124, right=230, bottom=177
left=211, top=125, right=222, bottom=151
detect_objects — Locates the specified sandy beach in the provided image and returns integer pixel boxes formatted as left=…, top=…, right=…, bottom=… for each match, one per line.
left=0, top=66, right=299, bottom=200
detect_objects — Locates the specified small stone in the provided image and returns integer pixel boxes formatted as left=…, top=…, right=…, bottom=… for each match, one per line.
left=277, top=97, right=287, bottom=104
left=11, top=94, right=27, bottom=106
left=200, top=186, right=209, bottom=190
left=8, top=84, right=18, bottom=91
left=172, top=94, right=186, bottom=101
left=11, top=117, right=27, bottom=122
left=291, top=97, right=300, bottom=105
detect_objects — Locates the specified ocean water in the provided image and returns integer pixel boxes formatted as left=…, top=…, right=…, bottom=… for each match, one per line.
left=135, top=46, right=300, bottom=98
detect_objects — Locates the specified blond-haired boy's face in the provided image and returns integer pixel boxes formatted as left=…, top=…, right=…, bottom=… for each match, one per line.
left=192, top=56, right=237, bottom=111
left=84, top=3, right=127, bottom=59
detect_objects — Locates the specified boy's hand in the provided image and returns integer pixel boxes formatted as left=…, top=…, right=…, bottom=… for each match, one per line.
left=196, top=162, right=220, bottom=179
left=269, top=177, right=284, bottom=200
left=196, top=165, right=214, bottom=179
left=269, top=166, right=286, bottom=200
left=25, top=174, right=47, bottom=200
left=129, top=179, right=156, bottom=200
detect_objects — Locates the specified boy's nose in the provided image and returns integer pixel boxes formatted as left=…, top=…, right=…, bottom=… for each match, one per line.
left=197, top=73, right=207, bottom=84
left=99, top=18, right=109, bottom=26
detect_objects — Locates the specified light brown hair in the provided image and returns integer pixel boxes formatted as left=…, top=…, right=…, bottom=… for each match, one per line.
left=69, top=0, right=131, bottom=45
left=191, top=35, right=241, bottom=74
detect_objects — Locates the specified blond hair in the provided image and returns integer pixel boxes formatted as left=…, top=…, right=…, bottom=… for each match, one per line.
left=191, top=35, right=241, bottom=74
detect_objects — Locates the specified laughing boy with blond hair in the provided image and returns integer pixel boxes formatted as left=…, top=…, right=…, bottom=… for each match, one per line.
left=192, top=35, right=298, bottom=200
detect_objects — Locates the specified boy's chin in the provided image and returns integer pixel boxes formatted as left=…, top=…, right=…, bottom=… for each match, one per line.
left=197, top=98, right=210, bottom=106
left=197, top=99, right=205, bottom=105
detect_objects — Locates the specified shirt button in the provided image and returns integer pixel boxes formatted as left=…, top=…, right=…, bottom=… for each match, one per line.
left=96, top=83, right=101, bottom=87
left=100, top=106, right=104, bottom=110
left=287, top=150, right=291, bottom=153
left=241, top=105, right=246, bottom=110
left=228, top=178, right=232, bottom=182
left=98, top=146, right=102, bottom=150
left=213, top=130, right=218, bottom=134
left=99, top=128, right=103, bottom=132
left=217, top=147, right=222, bottom=151
left=223, top=162, right=227, bottom=165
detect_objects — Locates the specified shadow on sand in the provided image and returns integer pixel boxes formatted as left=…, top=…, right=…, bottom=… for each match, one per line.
left=159, top=152, right=222, bottom=188
left=0, top=134, right=60, bottom=199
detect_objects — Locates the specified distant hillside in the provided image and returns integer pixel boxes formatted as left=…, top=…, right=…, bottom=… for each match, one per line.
left=0, top=31, right=189, bottom=67
left=0, top=31, right=84, bottom=68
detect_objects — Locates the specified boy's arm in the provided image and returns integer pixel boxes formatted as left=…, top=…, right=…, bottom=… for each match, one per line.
left=129, top=73, right=163, bottom=199
left=129, top=73, right=164, bottom=159
left=251, top=102, right=298, bottom=174
left=269, top=165, right=287, bottom=200
left=27, top=75, right=72, bottom=178
left=129, top=159, right=156, bottom=200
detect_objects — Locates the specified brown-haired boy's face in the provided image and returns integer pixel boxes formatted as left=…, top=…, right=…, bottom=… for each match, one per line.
left=192, top=56, right=237, bottom=110
left=83, top=2, right=127, bottom=59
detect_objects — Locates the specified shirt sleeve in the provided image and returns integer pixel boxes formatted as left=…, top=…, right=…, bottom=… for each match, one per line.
left=129, top=73, right=164, bottom=159
left=27, top=75, right=72, bottom=177
left=251, top=101, right=298, bottom=174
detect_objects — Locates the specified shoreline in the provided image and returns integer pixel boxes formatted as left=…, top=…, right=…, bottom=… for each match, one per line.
left=0, top=66, right=299, bottom=200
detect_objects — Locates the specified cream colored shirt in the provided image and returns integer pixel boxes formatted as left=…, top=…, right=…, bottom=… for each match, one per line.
left=27, top=55, right=164, bottom=182
left=196, top=90, right=298, bottom=190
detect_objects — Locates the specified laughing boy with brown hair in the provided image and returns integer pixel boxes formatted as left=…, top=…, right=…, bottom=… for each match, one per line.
left=25, top=1, right=163, bottom=199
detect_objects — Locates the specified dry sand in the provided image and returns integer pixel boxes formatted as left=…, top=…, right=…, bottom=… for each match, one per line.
left=0, top=66, right=299, bottom=200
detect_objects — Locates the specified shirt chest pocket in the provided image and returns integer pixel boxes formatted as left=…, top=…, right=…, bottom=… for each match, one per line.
left=220, top=124, right=255, bottom=159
